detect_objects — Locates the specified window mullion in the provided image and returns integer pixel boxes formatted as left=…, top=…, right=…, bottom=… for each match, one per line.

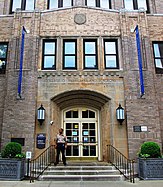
left=96, top=0, right=100, bottom=7
left=22, top=0, right=26, bottom=10
left=47, top=0, right=50, bottom=9
left=59, top=0, right=63, bottom=8
left=134, top=0, right=138, bottom=9
left=109, top=0, right=112, bottom=9
left=146, top=0, right=150, bottom=13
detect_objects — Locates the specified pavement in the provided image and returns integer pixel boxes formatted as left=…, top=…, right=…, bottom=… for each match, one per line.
left=0, top=179, right=163, bottom=187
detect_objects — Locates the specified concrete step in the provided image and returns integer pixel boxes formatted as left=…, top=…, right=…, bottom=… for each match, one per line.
left=48, top=165, right=115, bottom=170
left=38, top=162, right=124, bottom=181
left=39, top=174, right=124, bottom=181
left=43, top=169, right=120, bottom=175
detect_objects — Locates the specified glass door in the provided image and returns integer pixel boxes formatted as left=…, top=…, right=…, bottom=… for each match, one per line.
left=65, top=122, right=79, bottom=156
left=82, top=122, right=97, bottom=156
left=64, top=108, right=98, bottom=157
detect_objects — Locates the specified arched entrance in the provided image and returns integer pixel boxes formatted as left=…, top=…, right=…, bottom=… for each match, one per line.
left=51, top=90, right=111, bottom=161
left=63, top=107, right=99, bottom=159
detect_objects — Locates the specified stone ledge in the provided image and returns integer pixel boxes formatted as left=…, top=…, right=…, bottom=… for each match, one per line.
left=38, top=71, right=123, bottom=78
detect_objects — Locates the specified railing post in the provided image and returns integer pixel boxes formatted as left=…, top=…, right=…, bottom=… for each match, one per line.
left=129, top=160, right=132, bottom=183
left=107, top=145, right=109, bottom=162
left=132, top=160, right=135, bottom=183
left=30, top=160, right=32, bottom=183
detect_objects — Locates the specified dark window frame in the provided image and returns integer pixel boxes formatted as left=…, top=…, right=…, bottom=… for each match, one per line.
left=152, top=41, right=163, bottom=74
left=83, top=39, right=98, bottom=70
left=42, top=39, right=57, bottom=70
left=11, top=138, right=25, bottom=146
left=47, top=0, right=73, bottom=9
left=104, top=39, right=119, bottom=69
left=0, top=42, right=8, bottom=74
left=63, top=39, right=77, bottom=70
left=124, top=0, right=150, bottom=13
left=85, top=0, right=112, bottom=9
left=10, top=0, right=36, bottom=14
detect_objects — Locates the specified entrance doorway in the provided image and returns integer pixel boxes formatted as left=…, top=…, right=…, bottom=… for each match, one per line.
left=63, top=108, right=99, bottom=158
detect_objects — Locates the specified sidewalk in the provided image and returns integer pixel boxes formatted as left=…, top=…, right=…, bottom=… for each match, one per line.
left=0, top=180, right=163, bottom=187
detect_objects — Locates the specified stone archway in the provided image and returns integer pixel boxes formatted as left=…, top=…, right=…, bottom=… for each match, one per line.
left=50, top=89, right=111, bottom=161
left=51, top=90, right=111, bottom=110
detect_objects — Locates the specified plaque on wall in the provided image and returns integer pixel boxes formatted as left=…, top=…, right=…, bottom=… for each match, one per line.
left=74, top=14, right=86, bottom=25
left=133, top=126, right=141, bottom=132
left=133, top=126, right=148, bottom=132
left=36, top=134, right=46, bottom=149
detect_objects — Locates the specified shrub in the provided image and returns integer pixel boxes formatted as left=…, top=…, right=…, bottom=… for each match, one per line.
left=1, top=142, right=22, bottom=158
left=138, top=141, right=162, bottom=158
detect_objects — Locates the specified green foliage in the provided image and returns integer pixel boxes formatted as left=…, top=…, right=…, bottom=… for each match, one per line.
left=15, top=153, right=26, bottom=159
left=138, top=142, right=162, bottom=158
left=1, top=142, right=22, bottom=158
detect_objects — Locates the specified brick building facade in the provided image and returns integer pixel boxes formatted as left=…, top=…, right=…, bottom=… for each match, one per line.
left=0, top=0, right=162, bottom=160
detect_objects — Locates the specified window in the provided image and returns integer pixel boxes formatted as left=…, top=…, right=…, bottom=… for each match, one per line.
left=124, top=0, right=149, bottom=12
left=42, top=40, right=56, bottom=70
left=83, top=39, right=98, bottom=69
left=63, top=40, right=77, bottom=69
left=25, top=0, right=35, bottom=10
left=48, top=0, right=73, bottom=9
left=85, top=0, right=112, bottom=9
left=153, top=42, right=163, bottom=74
left=86, top=0, right=96, bottom=7
left=104, top=40, right=119, bottom=69
left=0, top=43, right=8, bottom=74
left=11, top=0, right=21, bottom=12
left=101, top=0, right=111, bottom=9
left=11, top=138, right=25, bottom=146
left=10, top=0, right=35, bottom=13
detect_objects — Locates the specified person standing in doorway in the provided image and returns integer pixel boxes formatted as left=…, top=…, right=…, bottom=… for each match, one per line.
left=54, top=128, right=67, bottom=166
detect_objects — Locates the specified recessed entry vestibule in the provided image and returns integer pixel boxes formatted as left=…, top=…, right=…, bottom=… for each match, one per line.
left=63, top=107, right=100, bottom=160
left=50, top=90, right=127, bottom=161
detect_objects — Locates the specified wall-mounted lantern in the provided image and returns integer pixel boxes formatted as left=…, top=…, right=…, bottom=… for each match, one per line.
left=116, top=104, right=125, bottom=125
left=37, top=104, right=45, bottom=125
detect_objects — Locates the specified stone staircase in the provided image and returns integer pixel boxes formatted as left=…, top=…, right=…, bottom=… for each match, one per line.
left=39, top=161, right=125, bottom=181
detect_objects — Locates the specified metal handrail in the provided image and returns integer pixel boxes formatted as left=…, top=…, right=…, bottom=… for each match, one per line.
left=107, top=144, right=135, bottom=183
left=30, top=145, right=55, bottom=182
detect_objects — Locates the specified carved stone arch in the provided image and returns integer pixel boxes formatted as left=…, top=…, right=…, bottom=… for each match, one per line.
left=51, top=89, right=111, bottom=110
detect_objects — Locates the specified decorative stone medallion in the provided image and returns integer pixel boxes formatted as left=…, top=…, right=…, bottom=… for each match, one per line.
left=74, top=14, right=86, bottom=25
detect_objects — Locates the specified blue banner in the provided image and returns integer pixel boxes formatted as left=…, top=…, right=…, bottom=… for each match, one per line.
left=18, top=26, right=26, bottom=98
left=135, top=25, right=145, bottom=97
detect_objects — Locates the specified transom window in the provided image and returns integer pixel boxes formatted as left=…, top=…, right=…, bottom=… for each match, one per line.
left=0, top=43, right=8, bottom=74
left=153, top=42, right=163, bottom=74
left=104, top=39, right=119, bottom=69
left=10, top=0, right=35, bottom=13
left=124, top=0, right=149, bottom=12
left=47, top=0, right=73, bottom=9
left=42, top=40, right=56, bottom=70
left=63, top=39, right=77, bottom=69
left=85, top=0, right=112, bottom=9
left=83, top=39, right=98, bottom=69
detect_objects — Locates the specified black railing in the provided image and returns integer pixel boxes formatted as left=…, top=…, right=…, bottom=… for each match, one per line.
left=107, top=144, right=135, bottom=183
left=30, top=145, right=55, bottom=182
